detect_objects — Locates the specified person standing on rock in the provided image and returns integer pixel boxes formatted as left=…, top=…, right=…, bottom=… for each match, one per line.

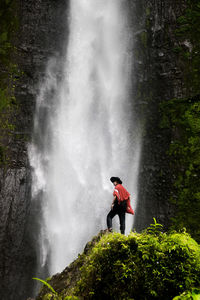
left=107, top=177, right=134, bottom=235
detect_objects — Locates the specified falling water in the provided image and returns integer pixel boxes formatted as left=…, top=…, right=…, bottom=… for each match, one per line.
left=29, top=0, right=141, bottom=275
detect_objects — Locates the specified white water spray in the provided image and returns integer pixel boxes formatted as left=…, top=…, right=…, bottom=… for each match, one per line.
left=29, top=0, right=141, bottom=275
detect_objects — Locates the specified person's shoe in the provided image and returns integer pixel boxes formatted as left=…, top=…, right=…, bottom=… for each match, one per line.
left=107, top=228, right=112, bottom=233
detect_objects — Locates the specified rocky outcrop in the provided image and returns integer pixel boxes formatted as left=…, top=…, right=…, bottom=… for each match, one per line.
left=36, top=231, right=107, bottom=300
left=0, top=1, right=68, bottom=299
left=35, top=230, right=200, bottom=300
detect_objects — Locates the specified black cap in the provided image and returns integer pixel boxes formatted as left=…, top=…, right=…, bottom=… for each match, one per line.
left=110, top=177, right=122, bottom=184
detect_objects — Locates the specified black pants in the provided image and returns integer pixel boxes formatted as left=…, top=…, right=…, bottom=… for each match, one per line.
left=107, top=200, right=127, bottom=234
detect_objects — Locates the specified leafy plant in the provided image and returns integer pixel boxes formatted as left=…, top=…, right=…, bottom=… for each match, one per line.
left=173, top=288, right=200, bottom=299
left=33, top=277, right=58, bottom=295
left=146, top=217, right=163, bottom=235
left=33, top=277, right=81, bottom=300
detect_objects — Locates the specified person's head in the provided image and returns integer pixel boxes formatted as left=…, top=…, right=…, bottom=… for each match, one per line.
left=110, top=177, right=122, bottom=186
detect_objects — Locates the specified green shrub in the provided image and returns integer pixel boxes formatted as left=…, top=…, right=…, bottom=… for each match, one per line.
left=173, top=288, right=200, bottom=299
left=76, top=230, right=200, bottom=300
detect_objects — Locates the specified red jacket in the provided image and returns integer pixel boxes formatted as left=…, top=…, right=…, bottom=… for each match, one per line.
left=113, top=184, right=134, bottom=215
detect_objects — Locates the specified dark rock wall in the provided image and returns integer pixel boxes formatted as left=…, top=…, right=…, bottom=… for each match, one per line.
left=0, top=1, right=68, bottom=299
left=133, top=0, right=187, bottom=231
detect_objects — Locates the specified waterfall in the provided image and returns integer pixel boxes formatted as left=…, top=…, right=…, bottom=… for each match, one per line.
left=29, top=0, right=141, bottom=275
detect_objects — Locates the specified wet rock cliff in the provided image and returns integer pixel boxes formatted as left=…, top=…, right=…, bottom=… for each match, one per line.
left=0, top=1, right=67, bottom=299
left=133, top=0, right=191, bottom=230
left=134, top=0, right=200, bottom=242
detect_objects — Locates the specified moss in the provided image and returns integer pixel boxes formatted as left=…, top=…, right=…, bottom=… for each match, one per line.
left=0, top=0, right=20, bottom=166
left=140, top=31, right=147, bottom=48
left=36, top=231, right=107, bottom=300
left=42, top=295, right=80, bottom=300
left=76, top=230, right=200, bottom=300
left=146, top=7, right=151, bottom=17
left=63, top=297, right=80, bottom=300
left=36, top=228, right=200, bottom=300
left=157, top=0, right=200, bottom=243
left=43, top=294, right=54, bottom=300
left=173, top=288, right=200, bottom=299
left=160, top=96, right=200, bottom=242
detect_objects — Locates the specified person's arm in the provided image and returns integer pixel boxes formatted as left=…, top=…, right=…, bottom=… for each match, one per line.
left=111, top=195, right=117, bottom=210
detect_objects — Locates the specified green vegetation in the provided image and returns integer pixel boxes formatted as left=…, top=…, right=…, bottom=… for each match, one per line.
left=36, top=225, right=200, bottom=300
left=173, top=288, right=200, bottom=300
left=158, top=0, right=200, bottom=243
left=77, top=232, right=200, bottom=299
left=0, top=0, right=20, bottom=165
left=160, top=96, right=200, bottom=242
left=33, top=278, right=80, bottom=300
left=33, top=278, right=58, bottom=296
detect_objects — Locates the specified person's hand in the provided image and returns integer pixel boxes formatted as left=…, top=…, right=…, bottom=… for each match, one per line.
left=111, top=203, right=114, bottom=210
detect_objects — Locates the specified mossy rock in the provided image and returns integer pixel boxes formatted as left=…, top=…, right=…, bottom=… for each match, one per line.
left=36, top=228, right=200, bottom=300
left=36, top=231, right=106, bottom=300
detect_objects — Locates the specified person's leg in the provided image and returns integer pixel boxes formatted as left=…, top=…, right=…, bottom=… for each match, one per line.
left=118, top=201, right=127, bottom=234
left=119, top=211, right=126, bottom=234
left=107, top=209, right=117, bottom=231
